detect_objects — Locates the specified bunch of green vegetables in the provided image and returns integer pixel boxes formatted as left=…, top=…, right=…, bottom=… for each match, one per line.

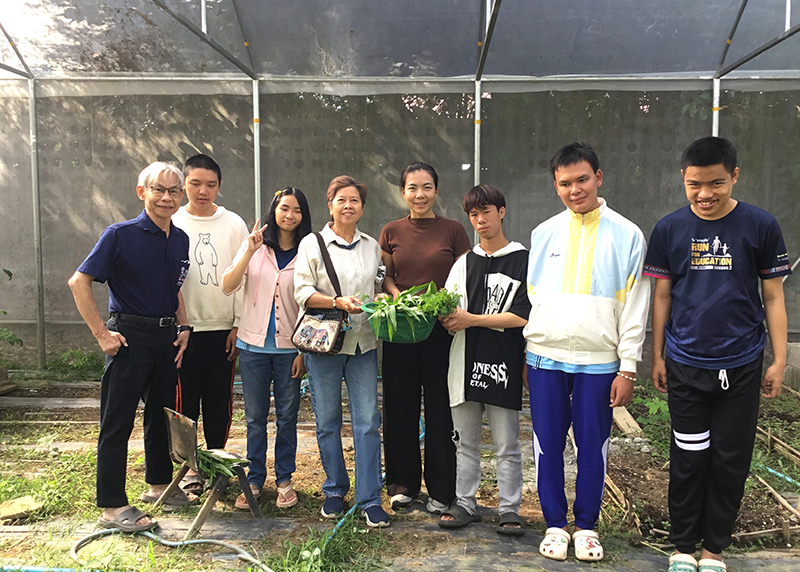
left=367, top=281, right=460, bottom=341
left=196, top=448, right=236, bottom=482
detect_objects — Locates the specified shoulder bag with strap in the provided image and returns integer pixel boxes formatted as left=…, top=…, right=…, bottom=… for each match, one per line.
left=292, top=232, right=348, bottom=355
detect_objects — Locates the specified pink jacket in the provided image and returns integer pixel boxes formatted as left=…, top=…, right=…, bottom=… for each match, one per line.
left=222, top=244, right=300, bottom=349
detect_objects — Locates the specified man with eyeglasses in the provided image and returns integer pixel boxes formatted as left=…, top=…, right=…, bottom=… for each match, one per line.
left=68, top=162, right=194, bottom=533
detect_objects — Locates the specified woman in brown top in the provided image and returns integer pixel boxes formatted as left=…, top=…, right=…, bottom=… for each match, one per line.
left=379, top=162, right=471, bottom=514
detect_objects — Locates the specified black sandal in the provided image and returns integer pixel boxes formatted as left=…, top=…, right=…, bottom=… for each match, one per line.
left=437, top=504, right=481, bottom=529
left=496, top=512, right=525, bottom=536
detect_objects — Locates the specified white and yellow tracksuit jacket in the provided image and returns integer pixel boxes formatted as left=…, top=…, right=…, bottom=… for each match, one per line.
left=523, top=198, right=650, bottom=372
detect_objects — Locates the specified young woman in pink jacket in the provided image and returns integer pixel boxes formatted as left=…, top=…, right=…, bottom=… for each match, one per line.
left=222, top=188, right=312, bottom=510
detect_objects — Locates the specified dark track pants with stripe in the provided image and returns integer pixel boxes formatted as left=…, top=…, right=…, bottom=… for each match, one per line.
left=97, top=318, right=178, bottom=508
left=666, top=353, right=763, bottom=554
left=528, top=367, right=616, bottom=530
left=177, top=330, right=235, bottom=450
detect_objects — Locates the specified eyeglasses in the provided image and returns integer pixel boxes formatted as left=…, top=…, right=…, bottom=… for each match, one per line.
left=149, top=185, right=183, bottom=199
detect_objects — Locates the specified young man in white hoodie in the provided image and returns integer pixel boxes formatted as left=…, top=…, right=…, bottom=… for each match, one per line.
left=172, top=154, right=248, bottom=492
left=438, top=184, right=531, bottom=536
left=525, top=143, right=650, bottom=562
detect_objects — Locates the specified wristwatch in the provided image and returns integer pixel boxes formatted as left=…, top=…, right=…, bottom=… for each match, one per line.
left=177, top=325, right=193, bottom=334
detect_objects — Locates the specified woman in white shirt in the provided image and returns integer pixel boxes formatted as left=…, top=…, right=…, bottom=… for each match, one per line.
left=293, top=175, right=388, bottom=528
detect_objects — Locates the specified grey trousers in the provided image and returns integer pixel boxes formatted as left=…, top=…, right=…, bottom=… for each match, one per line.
left=451, top=401, right=523, bottom=515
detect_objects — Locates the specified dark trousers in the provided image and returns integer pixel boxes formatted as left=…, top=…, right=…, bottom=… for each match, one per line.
left=177, top=330, right=235, bottom=449
left=666, top=354, right=763, bottom=554
left=382, top=322, right=456, bottom=504
left=96, top=317, right=178, bottom=508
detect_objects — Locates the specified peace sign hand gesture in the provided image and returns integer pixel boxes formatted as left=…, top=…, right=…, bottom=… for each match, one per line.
left=246, top=219, right=269, bottom=254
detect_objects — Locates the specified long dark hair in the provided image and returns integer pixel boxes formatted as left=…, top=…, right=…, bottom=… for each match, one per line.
left=263, top=187, right=312, bottom=251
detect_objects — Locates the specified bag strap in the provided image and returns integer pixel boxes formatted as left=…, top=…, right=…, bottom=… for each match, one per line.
left=314, top=232, right=343, bottom=297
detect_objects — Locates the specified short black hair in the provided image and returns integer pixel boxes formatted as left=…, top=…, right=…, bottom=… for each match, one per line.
left=263, top=187, right=312, bottom=251
left=183, top=154, right=222, bottom=185
left=462, top=184, right=506, bottom=214
left=549, top=142, right=600, bottom=180
left=400, top=162, right=438, bottom=189
left=681, top=137, right=737, bottom=176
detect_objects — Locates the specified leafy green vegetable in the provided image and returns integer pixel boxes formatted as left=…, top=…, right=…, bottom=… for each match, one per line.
left=196, top=448, right=236, bottom=482
left=365, top=282, right=460, bottom=341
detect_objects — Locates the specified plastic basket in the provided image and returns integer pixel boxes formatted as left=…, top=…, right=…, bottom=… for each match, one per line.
left=362, top=302, right=437, bottom=344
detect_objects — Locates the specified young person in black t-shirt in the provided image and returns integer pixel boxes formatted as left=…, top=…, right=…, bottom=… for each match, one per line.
left=644, top=137, right=791, bottom=572
left=437, top=185, right=530, bottom=536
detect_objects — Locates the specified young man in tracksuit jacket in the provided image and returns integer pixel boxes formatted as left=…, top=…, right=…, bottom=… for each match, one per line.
left=525, top=142, right=650, bottom=562
left=437, top=184, right=531, bottom=536
left=645, top=137, right=790, bottom=572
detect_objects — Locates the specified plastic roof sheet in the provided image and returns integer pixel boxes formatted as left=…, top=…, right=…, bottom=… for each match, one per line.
left=0, top=0, right=798, bottom=81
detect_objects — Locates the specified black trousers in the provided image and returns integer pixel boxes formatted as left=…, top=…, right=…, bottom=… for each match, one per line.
left=97, top=317, right=178, bottom=508
left=666, top=353, right=763, bottom=554
left=177, top=330, right=235, bottom=449
left=382, top=322, right=456, bottom=504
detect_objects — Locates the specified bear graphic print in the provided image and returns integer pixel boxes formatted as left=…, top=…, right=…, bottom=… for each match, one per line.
left=194, top=232, right=219, bottom=286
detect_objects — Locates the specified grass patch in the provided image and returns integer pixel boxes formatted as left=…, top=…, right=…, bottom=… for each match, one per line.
left=261, top=511, right=388, bottom=572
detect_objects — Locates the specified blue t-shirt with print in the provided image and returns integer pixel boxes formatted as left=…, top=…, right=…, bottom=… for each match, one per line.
left=644, top=202, right=790, bottom=369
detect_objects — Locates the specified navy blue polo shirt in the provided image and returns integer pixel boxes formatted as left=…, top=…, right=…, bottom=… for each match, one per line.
left=78, top=210, right=190, bottom=317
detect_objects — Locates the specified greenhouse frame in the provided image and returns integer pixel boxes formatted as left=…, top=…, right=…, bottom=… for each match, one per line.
left=1, top=0, right=799, bottom=366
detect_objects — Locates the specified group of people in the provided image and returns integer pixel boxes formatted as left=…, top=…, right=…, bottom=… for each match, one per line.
left=68, top=135, right=790, bottom=572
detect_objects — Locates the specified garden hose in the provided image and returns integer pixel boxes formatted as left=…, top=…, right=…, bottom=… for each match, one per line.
left=68, top=528, right=275, bottom=572
left=321, top=504, right=359, bottom=554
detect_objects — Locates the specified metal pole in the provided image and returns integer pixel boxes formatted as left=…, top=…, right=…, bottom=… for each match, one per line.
left=201, top=0, right=207, bottom=34
left=786, top=0, right=791, bottom=32
left=474, top=80, right=481, bottom=187
left=253, top=79, right=261, bottom=220
left=717, top=21, right=800, bottom=78
left=150, top=0, right=256, bottom=79
left=28, top=78, right=46, bottom=369
left=716, top=0, right=749, bottom=75
left=712, top=78, right=720, bottom=136
left=476, top=0, right=503, bottom=81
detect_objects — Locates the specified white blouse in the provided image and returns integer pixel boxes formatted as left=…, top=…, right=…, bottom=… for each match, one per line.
left=294, top=223, right=383, bottom=355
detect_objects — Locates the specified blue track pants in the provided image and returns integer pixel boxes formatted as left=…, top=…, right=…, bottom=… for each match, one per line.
left=528, top=366, right=615, bottom=530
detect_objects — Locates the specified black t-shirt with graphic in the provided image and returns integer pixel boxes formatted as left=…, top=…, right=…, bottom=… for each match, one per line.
left=463, top=249, right=531, bottom=409
left=644, top=202, right=790, bottom=369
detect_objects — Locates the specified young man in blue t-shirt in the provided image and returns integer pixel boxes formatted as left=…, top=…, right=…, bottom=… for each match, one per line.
left=644, top=137, right=791, bottom=572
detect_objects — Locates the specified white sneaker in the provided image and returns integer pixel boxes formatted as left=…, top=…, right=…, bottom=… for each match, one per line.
left=425, top=498, right=448, bottom=515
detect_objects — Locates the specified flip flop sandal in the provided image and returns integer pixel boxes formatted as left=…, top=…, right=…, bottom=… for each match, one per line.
left=697, top=559, right=726, bottom=572
left=180, top=474, right=206, bottom=495
left=496, top=512, right=525, bottom=537
left=97, top=506, right=158, bottom=533
left=539, top=527, right=570, bottom=561
left=276, top=482, right=298, bottom=508
left=140, top=489, right=195, bottom=512
left=437, top=504, right=481, bottom=529
left=573, top=529, right=604, bottom=562
left=235, top=484, right=262, bottom=510
left=669, top=553, right=699, bottom=572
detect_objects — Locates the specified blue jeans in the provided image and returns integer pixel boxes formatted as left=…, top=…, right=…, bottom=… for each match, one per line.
left=304, top=348, right=382, bottom=509
left=238, top=349, right=300, bottom=489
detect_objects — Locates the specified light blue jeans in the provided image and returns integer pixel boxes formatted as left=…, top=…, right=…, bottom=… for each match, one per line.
left=238, top=349, right=300, bottom=489
left=304, top=348, right=382, bottom=509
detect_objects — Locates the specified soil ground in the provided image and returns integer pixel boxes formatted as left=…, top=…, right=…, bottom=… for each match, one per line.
left=3, top=380, right=800, bottom=571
